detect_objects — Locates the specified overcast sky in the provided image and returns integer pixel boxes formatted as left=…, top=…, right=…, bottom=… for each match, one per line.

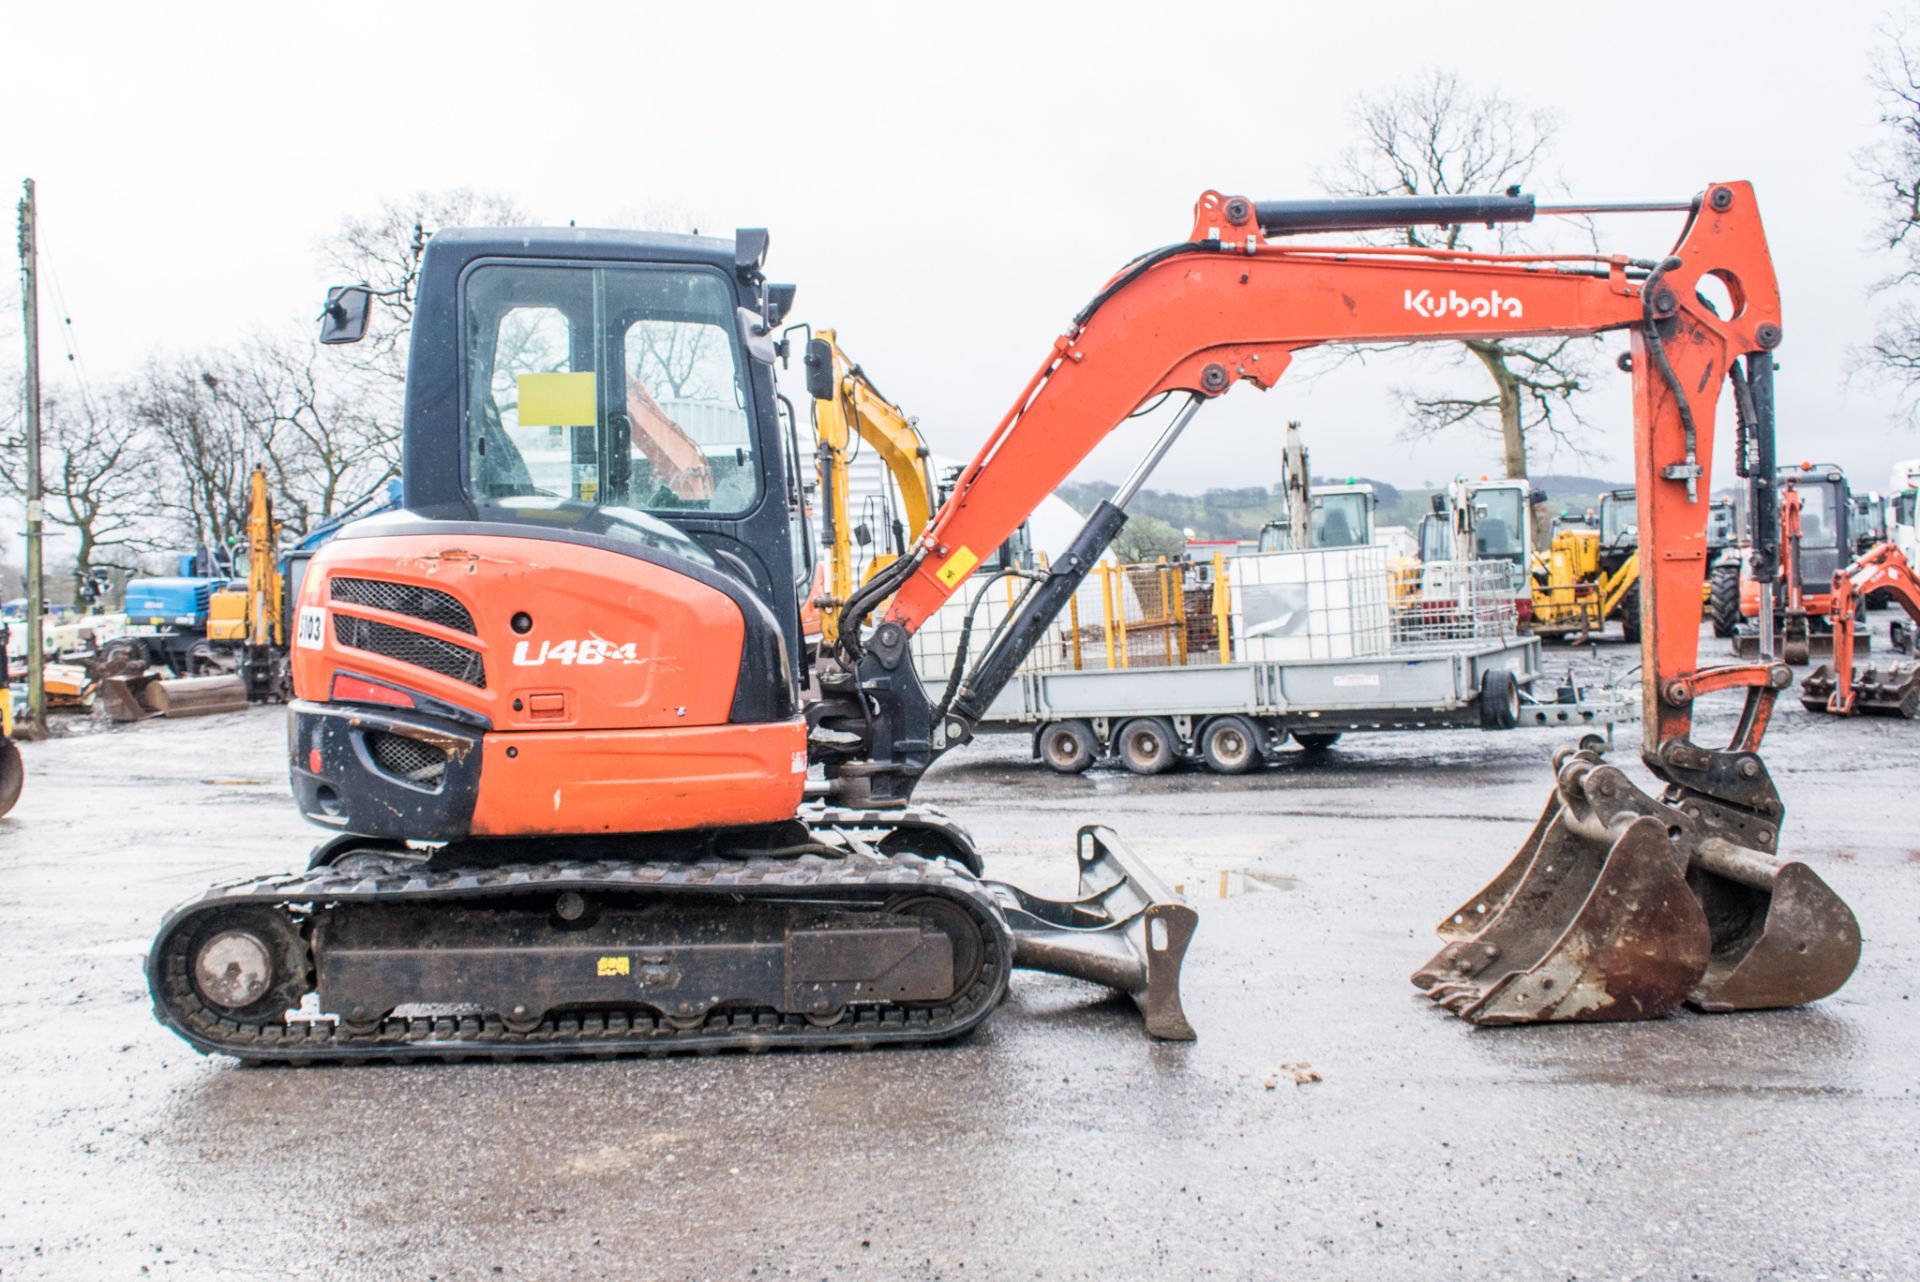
left=3, top=1, right=1915, bottom=509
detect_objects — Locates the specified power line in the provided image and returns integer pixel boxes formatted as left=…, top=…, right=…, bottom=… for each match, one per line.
left=33, top=228, right=99, bottom=418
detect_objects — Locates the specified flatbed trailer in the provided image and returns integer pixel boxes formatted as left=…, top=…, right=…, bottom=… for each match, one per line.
left=924, top=548, right=1633, bottom=775
left=976, top=633, right=1630, bottom=773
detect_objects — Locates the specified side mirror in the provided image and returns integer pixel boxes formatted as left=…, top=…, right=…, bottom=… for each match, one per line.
left=764, top=283, right=797, bottom=328
left=735, top=228, right=770, bottom=282
left=1429, top=493, right=1447, bottom=515
left=853, top=522, right=872, bottom=548
left=804, top=337, right=835, bottom=401
left=319, top=285, right=373, bottom=345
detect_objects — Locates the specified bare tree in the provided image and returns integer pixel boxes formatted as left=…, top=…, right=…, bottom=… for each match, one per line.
left=319, top=188, right=532, bottom=391
left=208, top=331, right=398, bottom=530
left=0, top=383, right=166, bottom=603
left=1859, top=20, right=1920, bottom=402
left=130, top=355, right=252, bottom=549
left=1320, top=70, right=1598, bottom=484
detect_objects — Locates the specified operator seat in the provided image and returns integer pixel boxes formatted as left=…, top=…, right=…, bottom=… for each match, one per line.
left=1475, top=518, right=1510, bottom=558
left=1320, top=510, right=1355, bottom=548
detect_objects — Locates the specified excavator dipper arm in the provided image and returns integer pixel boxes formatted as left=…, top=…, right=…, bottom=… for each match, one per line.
left=822, top=182, right=1859, bottom=1024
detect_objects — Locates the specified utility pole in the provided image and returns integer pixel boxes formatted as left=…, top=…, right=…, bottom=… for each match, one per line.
left=17, top=179, right=46, bottom=735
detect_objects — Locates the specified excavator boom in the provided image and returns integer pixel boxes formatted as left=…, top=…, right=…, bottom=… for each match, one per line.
left=819, top=182, right=1858, bottom=1024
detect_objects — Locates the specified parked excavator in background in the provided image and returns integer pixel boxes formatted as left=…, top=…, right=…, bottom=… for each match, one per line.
left=1802, top=541, right=1920, bottom=716
left=1254, top=422, right=1379, bottom=553
left=1416, top=475, right=1537, bottom=622
left=1721, top=462, right=1857, bottom=662
left=800, top=330, right=938, bottom=650
left=102, top=468, right=402, bottom=719
left=1536, top=487, right=1736, bottom=643
left=147, top=180, right=1860, bottom=1065
left=1530, top=487, right=1641, bottom=642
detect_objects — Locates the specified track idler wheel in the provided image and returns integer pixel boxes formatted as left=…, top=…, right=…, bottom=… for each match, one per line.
left=186, top=907, right=312, bottom=1022
left=1413, top=747, right=1860, bottom=1024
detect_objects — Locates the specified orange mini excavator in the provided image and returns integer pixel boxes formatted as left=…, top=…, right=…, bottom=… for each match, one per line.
left=150, top=183, right=1858, bottom=1061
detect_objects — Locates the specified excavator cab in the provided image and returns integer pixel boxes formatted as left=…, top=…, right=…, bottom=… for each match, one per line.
left=146, top=225, right=1195, bottom=1062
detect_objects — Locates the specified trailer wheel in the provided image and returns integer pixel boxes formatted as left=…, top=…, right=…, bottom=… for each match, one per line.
left=1618, top=583, right=1641, bottom=644
left=1200, top=716, right=1260, bottom=775
left=1115, top=718, right=1176, bottom=775
left=1293, top=732, right=1342, bottom=751
left=1479, top=668, right=1521, bottom=730
left=1709, top=564, right=1741, bottom=638
left=1036, top=720, right=1097, bottom=775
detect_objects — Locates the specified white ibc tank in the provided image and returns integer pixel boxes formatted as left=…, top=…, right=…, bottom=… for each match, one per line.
left=1228, top=545, right=1391, bottom=661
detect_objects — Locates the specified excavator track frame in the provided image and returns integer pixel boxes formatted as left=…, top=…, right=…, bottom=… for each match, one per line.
left=149, top=817, right=1194, bottom=1062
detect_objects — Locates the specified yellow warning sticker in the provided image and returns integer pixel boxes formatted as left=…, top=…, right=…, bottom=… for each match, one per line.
left=517, top=371, right=597, bottom=427
left=934, top=545, right=980, bottom=588
left=597, top=955, right=631, bottom=978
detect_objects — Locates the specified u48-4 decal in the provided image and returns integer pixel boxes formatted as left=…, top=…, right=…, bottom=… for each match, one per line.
left=511, top=638, right=644, bottom=666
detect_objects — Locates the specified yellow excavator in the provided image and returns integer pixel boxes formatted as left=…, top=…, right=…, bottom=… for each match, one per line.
left=205, top=465, right=287, bottom=699
left=1531, top=490, right=1642, bottom=642
left=801, top=330, right=939, bottom=647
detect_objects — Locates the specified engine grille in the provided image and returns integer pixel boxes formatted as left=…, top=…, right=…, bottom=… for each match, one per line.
left=334, top=614, right=487, bottom=688
left=366, top=731, right=448, bottom=788
left=330, top=577, right=477, bottom=634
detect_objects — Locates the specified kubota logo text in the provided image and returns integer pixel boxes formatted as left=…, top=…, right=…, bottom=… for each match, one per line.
left=512, top=638, right=644, bottom=666
left=1404, top=288, right=1523, bottom=320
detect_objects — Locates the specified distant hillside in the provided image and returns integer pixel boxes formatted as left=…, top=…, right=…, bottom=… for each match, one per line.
left=1056, top=473, right=1630, bottom=541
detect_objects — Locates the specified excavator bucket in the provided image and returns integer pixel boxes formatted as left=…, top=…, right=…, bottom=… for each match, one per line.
left=988, top=825, right=1196, bottom=1039
left=1802, top=660, right=1920, bottom=718
left=1414, top=748, right=1859, bottom=1023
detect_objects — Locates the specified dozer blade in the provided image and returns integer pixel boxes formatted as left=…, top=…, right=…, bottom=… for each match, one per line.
left=988, top=824, right=1196, bottom=1039
left=139, top=675, right=250, bottom=718
left=1802, top=660, right=1920, bottom=718
left=1733, top=631, right=1851, bottom=663
left=1414, top=748, right=1860, bottom=1024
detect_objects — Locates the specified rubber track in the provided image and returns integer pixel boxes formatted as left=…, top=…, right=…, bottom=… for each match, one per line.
left=148, top=850, right=1011, bottom=1063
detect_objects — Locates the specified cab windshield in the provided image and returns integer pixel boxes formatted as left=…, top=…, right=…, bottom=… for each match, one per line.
left=1471, top=486, right=1527, bottom=564
left=1310, top=492, right=1370, bottom=548
left=463, top=262, right=759, bottom=517
left=1794, top=480, right=1834, bottom=547
left=1601, top=493, right=1637, bottom=548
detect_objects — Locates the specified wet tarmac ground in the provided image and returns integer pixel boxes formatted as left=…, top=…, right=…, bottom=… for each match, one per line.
left=1, top=630, right=1916, bottom=1280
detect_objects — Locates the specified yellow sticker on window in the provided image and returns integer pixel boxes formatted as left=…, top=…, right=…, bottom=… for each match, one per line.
left=517, top=371, right=596, bottom=427
left=935, top=545, right=980, bottom=588
left=596, top=955, right=630, bottom=977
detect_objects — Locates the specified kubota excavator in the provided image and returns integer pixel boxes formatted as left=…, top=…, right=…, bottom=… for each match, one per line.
left=149, top=181, right=1859, bottom=1062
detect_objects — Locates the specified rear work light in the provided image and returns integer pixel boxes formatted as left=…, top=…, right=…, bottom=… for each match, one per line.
left=330, top=673, right=416, bottom=710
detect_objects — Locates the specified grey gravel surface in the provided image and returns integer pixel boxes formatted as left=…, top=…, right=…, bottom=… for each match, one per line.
left=0, top=629, right=1915, bottom=1281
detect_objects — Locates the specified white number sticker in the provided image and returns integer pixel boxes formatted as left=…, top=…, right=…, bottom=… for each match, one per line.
left=296, top=606, right=327, bottom=650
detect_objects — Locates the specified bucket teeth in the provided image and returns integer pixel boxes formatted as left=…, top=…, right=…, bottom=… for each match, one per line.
left=1415, top=749, right=1859, bottom=1026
